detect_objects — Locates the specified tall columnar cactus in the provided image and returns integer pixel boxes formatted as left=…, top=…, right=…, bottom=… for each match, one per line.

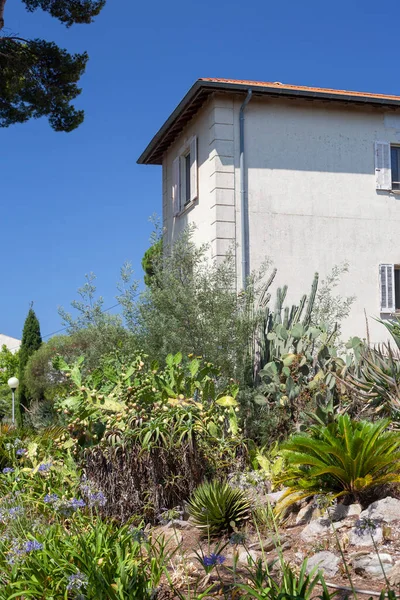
left=302, top=273, right=319, bottom=328
left=257, top=273, right=320, bottom=377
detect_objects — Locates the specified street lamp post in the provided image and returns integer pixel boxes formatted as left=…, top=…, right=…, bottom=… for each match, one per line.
left=7, top=377, right=19, bottom=425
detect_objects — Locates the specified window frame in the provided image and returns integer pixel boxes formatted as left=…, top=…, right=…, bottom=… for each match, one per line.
left=374, top=141, right=400, bottom=193
left=180, top=149, right=192, bottom=208
left=395, top=265, right=400, bottom=312
left=391, top=145, right=400, bottom=191
left=172, top=136, right=198, bottom=217
left=380, top=263, right=397, bottom=314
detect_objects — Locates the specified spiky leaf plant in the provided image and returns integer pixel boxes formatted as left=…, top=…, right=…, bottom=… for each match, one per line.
left=276, top=414, right=400, bottom=515
left=188, top=479, right=251, bottom=536
left=342, top=343, right=400, bottom=416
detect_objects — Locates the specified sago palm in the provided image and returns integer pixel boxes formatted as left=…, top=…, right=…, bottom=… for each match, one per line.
left=276, top=414, right=400, bottom=514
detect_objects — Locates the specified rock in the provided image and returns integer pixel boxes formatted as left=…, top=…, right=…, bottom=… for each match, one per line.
left=250, top=534, right=291, bottom=553
left=166, top=519, right=192, bottom=530
left=300, top=518, right=331, bottom=541
left=238, top=549, right=260, bottom=565
left=295, top=551, right=305, bottom=561
left=158, top=527, right=183, bottom=547
left=265, top=490, right=286, bottom=506
left=350, top=524, right=383, bottom=547
left=388, top=561, right=400, bottom=586
left=306, top=551, right=340, bottom=578
left=296, top=502, right=321, bottom=525
left=328, top=503, right=362, bottom=522
left=359, top=497, right=400, bottom=523
left=300, top=515, right=351, bottom=541
left=353, top=552, right=393, bottom=577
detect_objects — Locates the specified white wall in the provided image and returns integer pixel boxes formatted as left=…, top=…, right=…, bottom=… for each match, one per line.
left=235, top=97, right=400, bottom=343
left=0, top=334, right=21, bottom=353
left=163, top=95, right=236, bottom=262
left=163, top=93, right=400, bottom=344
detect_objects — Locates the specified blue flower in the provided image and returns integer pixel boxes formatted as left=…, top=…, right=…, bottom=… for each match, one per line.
left=2, top=468, right=14, bottom=474
left=354, top=517, right=381, bottom=535
left=43, top=493, right=58, bottom=504
left=24, top=539, right=43, bottom=553
left=67, top=571, right=88, bottom=592
left=203, top=553, right=226, bottom=567
left=16, top=449, right=26, bottom=456
left=38, top=462, right=52, bottom=472
left=88, top=491, right=107, bottom=507
left=8, top=506, right=23, bottom=519
left=69, top=498, right=86, bottom=509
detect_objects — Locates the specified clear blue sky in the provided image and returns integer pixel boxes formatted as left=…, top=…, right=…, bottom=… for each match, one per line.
left=1, top=0, right=399, bottom=340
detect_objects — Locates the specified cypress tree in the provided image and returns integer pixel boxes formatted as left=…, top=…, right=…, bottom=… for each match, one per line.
left=17, top=305, right=42, bottom=425
left=141, top=239, right=162, bottom=287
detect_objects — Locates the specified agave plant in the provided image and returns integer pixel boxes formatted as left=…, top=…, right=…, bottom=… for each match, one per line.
left=276, top=414, right=400, bottom=514
left=237, top=558, right=330, bottom=600
left=188, top=479, right=251, bottom=536
left=377, top=316, right=400, bottom=351
left=343, top=343, right=400, bottom=416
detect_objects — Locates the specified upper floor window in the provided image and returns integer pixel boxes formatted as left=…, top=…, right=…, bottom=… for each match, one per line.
left=172, top=136, right=198, bottom=216
left=391, top=146, right=400, bottom=191
left=375, top=141, right=400, bottom=191
left=380, top=263, right=400, bottom=313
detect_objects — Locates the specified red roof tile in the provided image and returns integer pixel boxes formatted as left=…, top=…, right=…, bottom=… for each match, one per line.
left=199, top=78, right=400, bottom=102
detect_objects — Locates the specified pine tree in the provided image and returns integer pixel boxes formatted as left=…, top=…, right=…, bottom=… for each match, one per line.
left=17, top=305, right=42, bottom=425
left=0, top=0, right=106, bottom=132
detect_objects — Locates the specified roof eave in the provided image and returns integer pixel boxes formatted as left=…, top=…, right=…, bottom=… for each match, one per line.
left=138, top=80, right=400, bottom=165
left=137, top=80, right=204, bottom=165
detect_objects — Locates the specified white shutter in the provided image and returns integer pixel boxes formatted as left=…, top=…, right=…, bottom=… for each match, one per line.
left=189, top=136, right=198, bottom=202
left=375, top=142, right=392, bottom=190
left=380, top=264, right=396, bottom=313
left=172, top=156, right=180, bottom=216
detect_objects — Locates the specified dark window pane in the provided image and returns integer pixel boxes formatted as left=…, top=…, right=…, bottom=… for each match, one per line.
left=392, top=147, right=400, bottom=189
left=395, top=269, right=400, bottom=310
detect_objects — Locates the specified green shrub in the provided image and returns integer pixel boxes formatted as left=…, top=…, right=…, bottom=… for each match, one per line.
left=188, top=479, right=251, bottom=536
left=24, top=326, right=137, bottom=405
left=55, top=351, right=241, bottom=452
left=118, top=227, right=265, bottom=383
left=276, top=414, right=400, bottom=514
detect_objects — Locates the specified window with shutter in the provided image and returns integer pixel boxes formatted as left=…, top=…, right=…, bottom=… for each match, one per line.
left=391, top=146, right=400, bottom=191
left=172, top=136, right=198, bottom=216
left=375, top=142, right=392, bottom=190
left=380, top=264, right=396, bottom=313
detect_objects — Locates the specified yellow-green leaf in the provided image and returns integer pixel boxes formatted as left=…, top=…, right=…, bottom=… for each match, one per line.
left=216, top=396, right=238, bottom=407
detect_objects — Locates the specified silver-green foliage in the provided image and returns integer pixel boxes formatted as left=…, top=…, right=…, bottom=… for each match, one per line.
left=311, top=262, right=356, bottom=339
left=118, top=227, right=267, bottom=381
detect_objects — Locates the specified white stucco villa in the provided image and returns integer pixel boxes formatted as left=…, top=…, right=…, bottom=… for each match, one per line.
left=0, top=334, right=21, bottom=353
left=138, top=78, right=400, bottom=343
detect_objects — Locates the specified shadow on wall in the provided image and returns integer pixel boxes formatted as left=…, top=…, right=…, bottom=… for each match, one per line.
left=244, top=100, right=393, bottom=175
